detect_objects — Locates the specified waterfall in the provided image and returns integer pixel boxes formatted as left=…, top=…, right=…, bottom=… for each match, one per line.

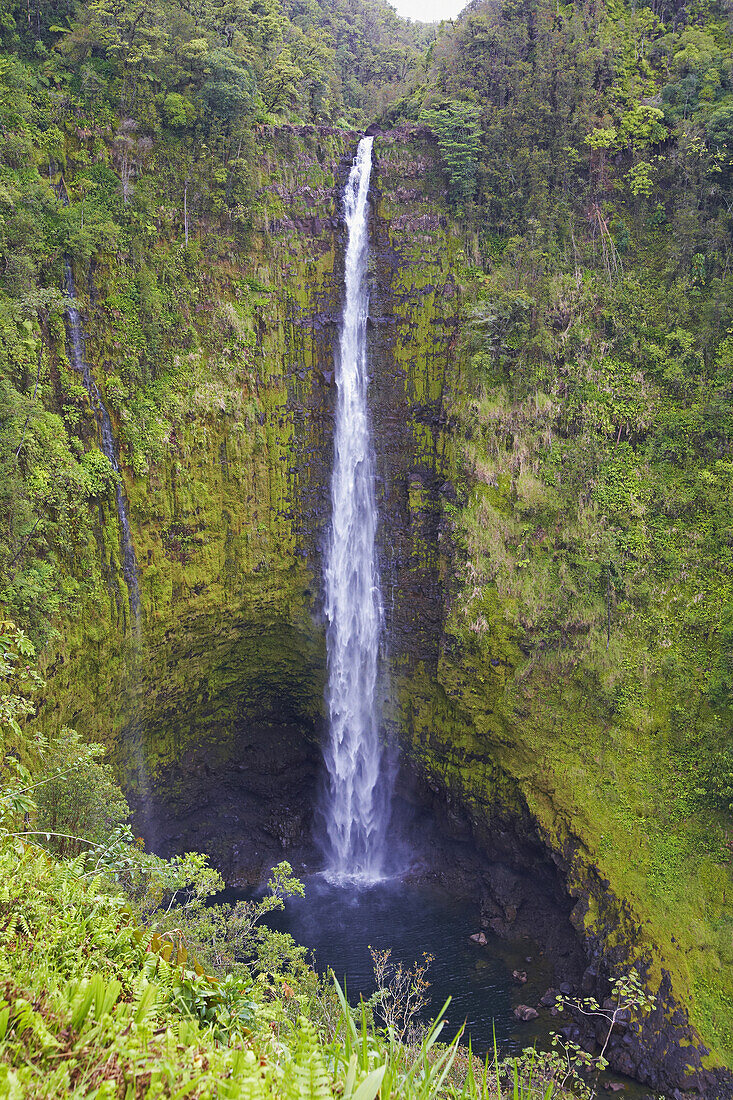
left=63, top=258, right=141, bottom=630
left=322, top=136, right=390, bottom=883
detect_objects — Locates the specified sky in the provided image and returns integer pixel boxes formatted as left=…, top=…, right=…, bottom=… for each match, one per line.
left=390, top=0, right=467, bottom=22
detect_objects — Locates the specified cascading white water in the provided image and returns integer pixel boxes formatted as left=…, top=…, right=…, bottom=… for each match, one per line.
left=322, top=136, right=390, bottom=883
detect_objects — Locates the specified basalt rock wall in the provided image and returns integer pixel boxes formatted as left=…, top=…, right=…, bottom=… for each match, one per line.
left=40, top=125, right=463, bottom=877
left=37, top=125, right=731, bottom=1094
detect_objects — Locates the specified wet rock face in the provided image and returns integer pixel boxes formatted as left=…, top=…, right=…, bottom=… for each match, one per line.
left=151, top=712, right=321, bottom=883
left=117, top=126, right=460, bottom=883
left=368, top=139, right=459, bottom=669
left=122, top=614, right=327, bottom=878
left=55, top=125, right=731, bottom=1097
left=396, top=764, right=588, bottom=992
left=286, top=129, right=460, bottom=672
left=567, top=968, right=728, bottom=1098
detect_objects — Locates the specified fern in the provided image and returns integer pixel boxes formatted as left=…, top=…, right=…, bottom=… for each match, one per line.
left=0, top=836, right=568, bottom=1100
left=284, top=1018, right=331, bottom=1100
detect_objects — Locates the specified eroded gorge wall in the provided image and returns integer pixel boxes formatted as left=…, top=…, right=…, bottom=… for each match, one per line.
left=38, top=125, right=733, bottom=1095
left=41, top=126, right=463, bottom=877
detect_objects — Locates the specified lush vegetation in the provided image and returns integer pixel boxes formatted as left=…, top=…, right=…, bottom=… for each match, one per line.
left=3, top=622, right=621, bottom=1097
left=2, top=0, right=733, bottom=1084
left=0, top=0, right=438, bottom=641
left=399, top=0, right=733, bottom=1069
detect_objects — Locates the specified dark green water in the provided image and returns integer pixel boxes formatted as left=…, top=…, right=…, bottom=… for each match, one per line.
left=253, top=875, right=656, bottom=1098
left=264, top=876, right=556, bottom=1054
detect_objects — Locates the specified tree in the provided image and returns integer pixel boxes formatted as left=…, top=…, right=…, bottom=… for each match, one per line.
left=200, top=46, right=255, bottom=123
left=419, top=99, right=481, bottom=209
left=261, top=46, right=302, bottom=113
left=34, top=728, right=130, bottom=856
left=555, top=970, right=656, bottom=1095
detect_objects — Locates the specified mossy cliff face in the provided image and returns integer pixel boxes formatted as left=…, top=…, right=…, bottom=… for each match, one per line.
left=367, top=131, right=463, bottom=667
left=43, top=126, right=357, bottom=869
left=40, top=125, right=462, bottom=876
left=362, top=138, right=733, bottom=1090
left=37, top=126, right=731, bottom=1093
left=395, top=634, right=731, bottom=1095
left=366, top=134, right=732, bottom=1096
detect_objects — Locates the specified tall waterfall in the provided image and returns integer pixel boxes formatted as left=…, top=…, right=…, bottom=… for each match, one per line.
left=322, top=136, right=390, bottom=883
left=63, top=258, right=141, bottom=630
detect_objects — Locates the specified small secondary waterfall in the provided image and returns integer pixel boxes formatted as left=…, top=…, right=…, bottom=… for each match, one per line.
left=322, top=136, right=391, bottom=882
left=63, top=259, right=141, bottom=630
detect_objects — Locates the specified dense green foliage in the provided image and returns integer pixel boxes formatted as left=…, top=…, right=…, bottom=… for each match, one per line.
left=2, top=0, right=733, bottom=1083
left=1, top=631, right=590, bottom=1098
left=0, top=0, right=435, bottom=641
left=1, top=832, right=571, bottom=1099
left=429, top=0, right=733, bottom=872
left=418, top=100, right=481, bottom=207
left=395, top=0, right=733, bottom=1068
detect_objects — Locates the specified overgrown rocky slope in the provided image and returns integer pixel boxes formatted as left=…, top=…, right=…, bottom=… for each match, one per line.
left=3, top=0, right=733, bottom=1090
left=14, top=123, right=728, bottom=1095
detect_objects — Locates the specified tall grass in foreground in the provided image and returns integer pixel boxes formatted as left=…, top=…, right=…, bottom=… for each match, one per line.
left=328, top=978, right=556, bottom=1100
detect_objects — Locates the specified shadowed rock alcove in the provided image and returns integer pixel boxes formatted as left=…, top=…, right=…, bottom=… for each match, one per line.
left=118, top=604, right=589, bottom=992
left=119, top=610, right=327, bottom=882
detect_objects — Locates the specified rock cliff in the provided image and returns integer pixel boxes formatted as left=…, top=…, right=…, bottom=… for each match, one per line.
left=38, top=125, right=732, bottom=1096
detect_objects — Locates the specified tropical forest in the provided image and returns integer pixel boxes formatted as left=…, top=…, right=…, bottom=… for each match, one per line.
left=2, top=0, right=733, bottom=1093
